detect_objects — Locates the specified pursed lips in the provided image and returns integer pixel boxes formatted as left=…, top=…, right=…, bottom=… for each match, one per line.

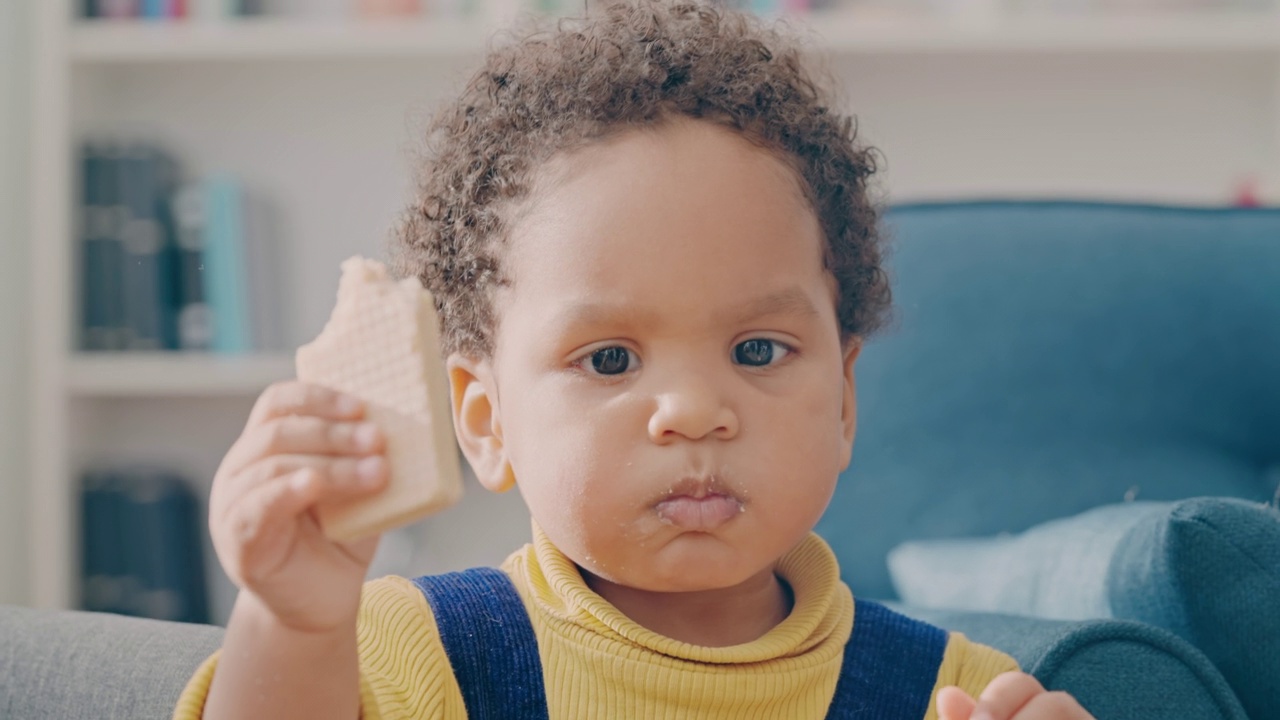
left=653, top=475, right=745, bottom=531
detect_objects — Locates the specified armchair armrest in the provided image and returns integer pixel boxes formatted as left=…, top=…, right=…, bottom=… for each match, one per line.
left=885, top=602, right=1249, bottom=720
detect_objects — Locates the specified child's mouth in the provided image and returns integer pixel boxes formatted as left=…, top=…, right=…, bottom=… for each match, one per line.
left=653, top=475, right=745, bottom=531
left=654, top=494, right=744, bottom=531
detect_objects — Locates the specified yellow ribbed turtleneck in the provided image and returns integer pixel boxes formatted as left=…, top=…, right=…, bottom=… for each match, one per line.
left=173, top=527, right=1018, bottom=719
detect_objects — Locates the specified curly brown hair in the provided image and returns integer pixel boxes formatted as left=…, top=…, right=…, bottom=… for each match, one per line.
left=391, top=0, right=891, bottom=359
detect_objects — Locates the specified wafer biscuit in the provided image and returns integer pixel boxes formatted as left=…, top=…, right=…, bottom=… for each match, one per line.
left=296, top=255, right=463, bottom=543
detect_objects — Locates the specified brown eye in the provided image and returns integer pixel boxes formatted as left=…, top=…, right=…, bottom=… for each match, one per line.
left=590, top=346, right=632, bottom=375
left=734, top=339, right=789, bottom=367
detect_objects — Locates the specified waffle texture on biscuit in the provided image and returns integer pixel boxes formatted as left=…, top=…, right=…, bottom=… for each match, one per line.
left=296, top=256, right=463, bottom=542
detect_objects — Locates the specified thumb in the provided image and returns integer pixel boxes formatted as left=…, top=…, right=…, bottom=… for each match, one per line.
left=936, top=685, right=978, bottom=720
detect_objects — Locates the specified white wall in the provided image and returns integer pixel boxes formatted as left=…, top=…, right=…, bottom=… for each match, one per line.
left=0, top=0, right=32, bottom=606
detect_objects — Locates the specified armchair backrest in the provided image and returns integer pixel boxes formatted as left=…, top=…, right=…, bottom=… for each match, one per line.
left=818, top=201, right=1280, bottom=599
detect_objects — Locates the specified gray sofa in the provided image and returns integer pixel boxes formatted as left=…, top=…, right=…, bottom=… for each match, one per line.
left=2, top=604, right=223, bottom=719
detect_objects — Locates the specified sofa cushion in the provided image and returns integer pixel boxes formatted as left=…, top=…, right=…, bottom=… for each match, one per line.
left=887, top=497, right=1280, bottom=720
left=890, top=603, right=1249, bottom=720
left=0, top=605, right=224, bottom=720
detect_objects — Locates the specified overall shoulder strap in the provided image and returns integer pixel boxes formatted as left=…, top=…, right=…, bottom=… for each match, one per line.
left=411, top=567, right=549, bottom=720
left=826, top=598, right=950, bottom=720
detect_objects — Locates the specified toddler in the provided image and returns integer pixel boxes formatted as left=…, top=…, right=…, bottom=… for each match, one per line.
left=175, top=1, right=1096, bottom=718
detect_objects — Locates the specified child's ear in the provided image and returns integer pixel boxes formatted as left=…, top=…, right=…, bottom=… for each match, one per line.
left=839, top=336, right=863, bottom=470
left=446, top=353, right=516, bottom=494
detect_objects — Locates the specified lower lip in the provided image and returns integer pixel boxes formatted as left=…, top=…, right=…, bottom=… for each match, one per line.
left=654, top=494, right=744, bottom=531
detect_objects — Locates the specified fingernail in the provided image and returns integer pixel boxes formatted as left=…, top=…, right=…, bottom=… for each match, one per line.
left=357, top=456, right=384, bottom=485
left=355, top=423, right=380, bottom=450
left=972, top=712, right=994, bottom=720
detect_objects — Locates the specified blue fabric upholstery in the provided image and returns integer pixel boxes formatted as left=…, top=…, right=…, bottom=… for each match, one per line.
left=887, top=497, right=1280, bottom=720
left=888, top=603, right=1249, bottom=720
left=814, top=200, right=1280, bottom=719
left=818, top=201, right=1280, bottom=602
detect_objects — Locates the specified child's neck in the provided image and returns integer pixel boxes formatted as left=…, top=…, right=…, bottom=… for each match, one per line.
left=580, top=566, right=795, bottom=647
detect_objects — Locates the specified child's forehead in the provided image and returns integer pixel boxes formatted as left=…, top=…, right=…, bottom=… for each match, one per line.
left=523, top=118, right=812, bottom=219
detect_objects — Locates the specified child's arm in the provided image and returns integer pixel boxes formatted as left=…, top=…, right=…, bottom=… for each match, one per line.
left=937, top=672, right=1095, bottom=720
left=200, top=381, right=390, bottom=720
left=204, top=591, right=362, bottom=720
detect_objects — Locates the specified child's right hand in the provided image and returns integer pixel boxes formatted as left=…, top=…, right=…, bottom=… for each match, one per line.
left=209, top=380, right=390, bottom=634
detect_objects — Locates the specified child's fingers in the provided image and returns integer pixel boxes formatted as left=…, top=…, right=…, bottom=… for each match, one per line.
left=936, top=686, right=977, bottom=720
left=1010, top=691, right=1092, bottom=720
left=217, top=464, right=385, bottom=586
left=247, top=380, right=365, bottom=428
left=221, top=414, right=386, bottom=477
left=971, top=672, right=1046, bottom=720
left=215, top=453, right=388, bottom=514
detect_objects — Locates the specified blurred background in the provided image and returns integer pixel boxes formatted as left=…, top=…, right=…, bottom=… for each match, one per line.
left=2, top=0, right=1279, bottom=626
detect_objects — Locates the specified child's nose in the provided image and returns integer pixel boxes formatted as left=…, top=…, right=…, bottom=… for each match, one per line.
left=646, top=378, right=739, bottom=443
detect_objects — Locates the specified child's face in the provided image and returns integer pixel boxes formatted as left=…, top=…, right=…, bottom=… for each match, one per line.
left=451, top=117, right=860, bottom=594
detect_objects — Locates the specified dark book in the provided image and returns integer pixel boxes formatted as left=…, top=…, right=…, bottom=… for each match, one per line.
left=171, top=181, right=214, bottom=351
left=118, top=468, right=209, bottom=624
left=80, top=144, right=115, bottom=351
left=83, top=144, right=129, bottom=350
left=79, top=470, right=130, bottom=615
left=117, top=144, right=180, bottom=351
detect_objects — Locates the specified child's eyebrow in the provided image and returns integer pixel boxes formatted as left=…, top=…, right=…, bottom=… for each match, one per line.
left=729, top=287, right=821, bottom=325
left=549, top=286, right=820, bottom=332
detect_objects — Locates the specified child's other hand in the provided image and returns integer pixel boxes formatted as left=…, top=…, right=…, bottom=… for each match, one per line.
left=209, top=380, right=390, bottom=634
left=936, top=672, right=1094, bottom=720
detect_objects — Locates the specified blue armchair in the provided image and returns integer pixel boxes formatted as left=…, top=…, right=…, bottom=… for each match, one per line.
left=818, top=200, right=1280, bottom=720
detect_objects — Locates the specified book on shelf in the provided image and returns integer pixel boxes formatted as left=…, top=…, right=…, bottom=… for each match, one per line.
left=119, top=142, right=182, bottom=351
left=80, top=143, right=126, bottom=351
left=77, top=142, right=282, bottom=356
left=80, top=466, right=210, bottom=624
left=77, top=0, right=826, bottom=22
left=84, top=0, right=259, bottom=19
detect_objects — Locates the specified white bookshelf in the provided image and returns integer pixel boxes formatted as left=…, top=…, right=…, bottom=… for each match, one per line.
left=28, top=0, right=1280, bottom=623
left=67, top=353, right=296, bottom=396
left=64, top=11, right=1280, bottom=63
left=67, top=15, right=495, bottom=61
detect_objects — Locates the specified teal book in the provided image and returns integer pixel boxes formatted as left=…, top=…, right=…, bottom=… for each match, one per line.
left=202, top=175, right=251, bottom=354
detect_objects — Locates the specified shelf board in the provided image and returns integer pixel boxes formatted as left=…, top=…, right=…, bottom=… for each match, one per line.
left=68, top=352, right=296, bottom=397
left=68, top=11, right=1280, bottom=64
left=813, top=11, right=1280, bottom=54
left=68, top=15, right=498, bottom=62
